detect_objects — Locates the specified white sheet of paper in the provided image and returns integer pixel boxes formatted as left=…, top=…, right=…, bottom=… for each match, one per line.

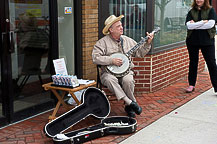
left=78, top=79, right=95, bottom=85
left=53, top=58, right=68, bottom=75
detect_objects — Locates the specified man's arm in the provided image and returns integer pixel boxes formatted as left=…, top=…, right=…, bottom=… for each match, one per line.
left=132, top=32, right=153, bottom=58
left=92, top=41, right=113, bottom=66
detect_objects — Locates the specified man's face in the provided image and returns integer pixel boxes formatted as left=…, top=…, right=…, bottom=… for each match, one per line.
left=109, top=21, right=123, bottom=36
left=196, top=0, right=205, bottom=7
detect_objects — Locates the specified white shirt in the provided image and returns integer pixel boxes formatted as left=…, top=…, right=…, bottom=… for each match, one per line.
left=186, top=20, right=215, bottom=30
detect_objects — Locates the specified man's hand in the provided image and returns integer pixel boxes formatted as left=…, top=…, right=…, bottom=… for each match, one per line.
left=112, top=58, right=123, bottom=66
left=146, top=32, right=154, bottom=44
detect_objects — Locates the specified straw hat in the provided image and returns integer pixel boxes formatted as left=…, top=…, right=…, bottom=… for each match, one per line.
left=102, top=15, right=124, bottom=35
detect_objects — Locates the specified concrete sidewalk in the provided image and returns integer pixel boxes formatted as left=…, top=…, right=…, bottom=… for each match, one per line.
left=120, top=88, right=217, bottom=144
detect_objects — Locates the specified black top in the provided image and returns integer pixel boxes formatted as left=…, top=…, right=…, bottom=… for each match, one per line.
left=186, top=8, right=216, bottom=46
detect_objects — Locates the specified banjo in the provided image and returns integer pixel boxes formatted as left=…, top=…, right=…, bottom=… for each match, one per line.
left=106, top=27, right=160, bottom=77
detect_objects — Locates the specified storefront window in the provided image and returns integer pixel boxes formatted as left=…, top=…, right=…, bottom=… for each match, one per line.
left=109, top=0, right=147, bottom=42
left=154, top=0, right=192, bottom=48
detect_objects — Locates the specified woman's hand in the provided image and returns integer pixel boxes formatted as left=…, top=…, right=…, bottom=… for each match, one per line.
left=202, top=20, right=208, bottom=23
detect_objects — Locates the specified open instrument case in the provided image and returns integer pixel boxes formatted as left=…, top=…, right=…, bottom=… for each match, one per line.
left=44, top=87, right=137, bottom=144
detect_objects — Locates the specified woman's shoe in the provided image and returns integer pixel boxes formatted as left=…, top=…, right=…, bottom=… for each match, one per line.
left=186, top=86, right=195, bottom=93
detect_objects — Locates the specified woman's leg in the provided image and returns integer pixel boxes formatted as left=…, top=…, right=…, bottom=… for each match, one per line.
left=201, top=45, right=217, bottom=92
left=187, top=45, right=200, bottom=86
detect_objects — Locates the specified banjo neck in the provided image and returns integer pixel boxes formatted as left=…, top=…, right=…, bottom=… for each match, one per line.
left=126, top=36, right=148, bottom=57
left=125, top=27, right=160, bottom=57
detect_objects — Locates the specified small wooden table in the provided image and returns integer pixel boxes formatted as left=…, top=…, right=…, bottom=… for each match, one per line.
left=42, top=82, right=96, bottom=121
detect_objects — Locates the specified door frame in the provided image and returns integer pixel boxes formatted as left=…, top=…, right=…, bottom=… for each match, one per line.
left=0, top=0, right=14, bottom=126
left=74, top=0, right=83, bottom=78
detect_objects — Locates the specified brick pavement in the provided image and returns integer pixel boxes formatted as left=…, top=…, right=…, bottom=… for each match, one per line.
left=0, top=71, right=212, bottom=144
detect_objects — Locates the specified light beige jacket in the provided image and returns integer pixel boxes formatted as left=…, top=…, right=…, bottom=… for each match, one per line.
left=92, top=34, right=151, bottom=73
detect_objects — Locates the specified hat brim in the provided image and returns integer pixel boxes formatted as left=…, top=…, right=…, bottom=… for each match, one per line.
left=102, top=15, right=124, bottom=35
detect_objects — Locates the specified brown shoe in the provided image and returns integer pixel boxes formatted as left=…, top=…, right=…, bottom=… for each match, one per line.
left=186, top=86, right=195, bottom=93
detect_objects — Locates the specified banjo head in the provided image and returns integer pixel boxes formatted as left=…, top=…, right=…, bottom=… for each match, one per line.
left=107, top=53, right=130, bottom=76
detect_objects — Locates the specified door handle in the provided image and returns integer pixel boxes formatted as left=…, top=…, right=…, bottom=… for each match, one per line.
left=9, top=31, right=15, bottom=53
left=1, top=32, right=8, bottom=52
left=1, top=32, right=6, bottom=41
left=1, top=31, right=15, bottom=53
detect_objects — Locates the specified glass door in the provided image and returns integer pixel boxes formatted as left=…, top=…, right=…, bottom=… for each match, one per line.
left=0, top=0, right=55, bottom=125
left=10, top=0, right=54, bottom=121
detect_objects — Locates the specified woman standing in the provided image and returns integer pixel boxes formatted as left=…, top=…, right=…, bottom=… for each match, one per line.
left=185, top=0, right=217, bottom=93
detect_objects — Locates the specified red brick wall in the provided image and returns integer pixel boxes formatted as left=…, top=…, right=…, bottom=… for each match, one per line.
left=133, top=46, right=205, bottom=93
left=82, top=0, right=98, bottom=80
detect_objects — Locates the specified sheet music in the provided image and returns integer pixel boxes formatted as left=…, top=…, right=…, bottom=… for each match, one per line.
left=53, top=58, right=68, bottom=75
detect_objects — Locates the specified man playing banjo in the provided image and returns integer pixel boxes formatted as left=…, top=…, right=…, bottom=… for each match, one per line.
left=92, top=15, right=154, bottom=118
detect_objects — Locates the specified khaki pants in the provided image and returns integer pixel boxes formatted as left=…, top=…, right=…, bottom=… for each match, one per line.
left=101, top=70, right=136, bottom=102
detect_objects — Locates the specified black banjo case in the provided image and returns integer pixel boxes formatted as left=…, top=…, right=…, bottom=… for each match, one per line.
left=44, top=87, right=137, bottom=144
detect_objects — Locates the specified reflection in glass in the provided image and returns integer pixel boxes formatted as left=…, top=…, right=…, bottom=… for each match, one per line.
left=9, top=0, right=52, bottom=112
left=109, top=0, right=147, bottom=42
left=154, top=0, right=191, bottom=47
left=17, top=13, right=49, bottom=75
